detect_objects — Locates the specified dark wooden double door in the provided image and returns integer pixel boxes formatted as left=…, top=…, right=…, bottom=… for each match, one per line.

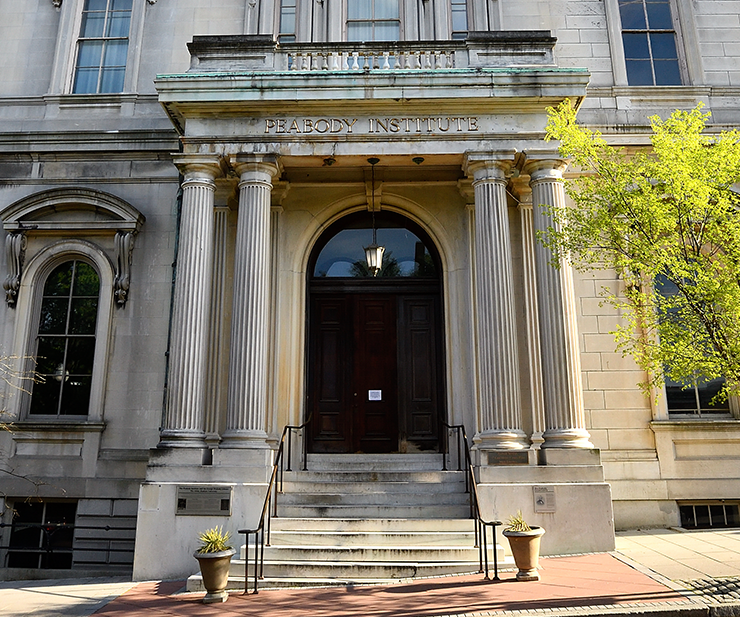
left=308, top=291, right=444, bottom=453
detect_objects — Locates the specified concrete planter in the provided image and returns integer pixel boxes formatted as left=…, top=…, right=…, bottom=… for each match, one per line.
left=502, top=526, right=545, bottom=581
left=193, top=548, right=236, bottom=603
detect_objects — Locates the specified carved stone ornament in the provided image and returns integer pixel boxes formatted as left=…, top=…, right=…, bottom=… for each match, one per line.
left=114, top=231, right=135, bottom=307
left=51, top=0, right=62, bottom=9
left=3, top=232, right=27, bottom=307
left=147, top=0, right=157, bottom=4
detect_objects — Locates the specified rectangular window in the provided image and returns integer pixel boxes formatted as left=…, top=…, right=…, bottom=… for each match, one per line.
left=618, top=0, right=681, bottom=85
left=7, top=501, right=77, bottom=569
left=347, top=0, right=400, bottom=42
left=279, top=0, right=297, bottom=43
left=680, top=502, right=740, bottom=529
left=73, top=0, right=133, bottom=94
left=451, top=0, right=468, bottom=40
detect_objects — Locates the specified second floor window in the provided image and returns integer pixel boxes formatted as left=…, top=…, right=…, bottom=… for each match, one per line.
left=279, top=0, right=297, bottom=42
left=347, top=0, right=400, bottom=41
left=73, top=0, right=133, bottom=94
left=618, top=0, right=681, bottom=85
left=451, top=0, right=468, bottom=40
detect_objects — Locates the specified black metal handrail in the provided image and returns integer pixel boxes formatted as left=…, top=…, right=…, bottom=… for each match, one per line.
left=238, top=415, right=311, bottom=594
left=442, top=421, right=502, bottom=581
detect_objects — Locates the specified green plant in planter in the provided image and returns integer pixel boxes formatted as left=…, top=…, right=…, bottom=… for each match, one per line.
left=505, top=511, right=532, bottom=532
left=197, top=526, right=233, bottom=554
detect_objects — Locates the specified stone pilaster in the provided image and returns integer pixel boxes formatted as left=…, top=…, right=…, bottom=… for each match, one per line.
left=525, top=158, right=593, bottom=450
left=159, top=156, right=221, bottom=448
left=220, top=155, right=281, bottom=449
left=464, top=153, right=528, bottom=451
left=513, top=180, right=546, bottom=449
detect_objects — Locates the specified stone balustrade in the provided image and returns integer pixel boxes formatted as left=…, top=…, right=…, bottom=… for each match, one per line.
left=286, top=47, right=455, bottom=71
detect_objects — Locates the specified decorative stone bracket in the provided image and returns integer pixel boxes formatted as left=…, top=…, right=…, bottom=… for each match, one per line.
left=114, top=231, right=136, bottom=307
left=3, top=232, right=26, bottom=306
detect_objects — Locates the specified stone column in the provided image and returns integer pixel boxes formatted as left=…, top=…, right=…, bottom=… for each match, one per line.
left=159, top=156, right=221, bottom=448
left=220, top=155, right=281, bottom=449
left=525, top=158, right=594, bottom=451
left=464, top=153, right=528, bottom=452
left=513, top=180, right=546, bottom=449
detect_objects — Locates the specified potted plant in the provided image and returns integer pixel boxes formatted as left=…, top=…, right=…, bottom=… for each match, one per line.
left=193, top=526, right=236, bottom=603
left=502, top=511, right=545, bottom=581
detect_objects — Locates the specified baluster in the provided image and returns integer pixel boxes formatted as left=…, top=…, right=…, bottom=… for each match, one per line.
left=341, top=52, right=349, bottom=71
left=423, top=51, right=432, bottom=69
left=414, top=51, right=421, bottom=69
left=351, top=51, right=360, bottom=70
left=302, top=53, right=311, bottom=71
left=382, top=51, right=391, bottom=69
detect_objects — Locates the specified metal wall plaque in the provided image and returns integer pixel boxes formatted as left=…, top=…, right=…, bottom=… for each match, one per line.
left=368, top=390, right=382, bottom=401
left=533, top=486, right=556, bottom=513
left=176, top=485, right=233, bottom=516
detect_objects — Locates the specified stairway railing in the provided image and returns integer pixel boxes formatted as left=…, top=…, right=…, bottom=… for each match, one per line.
left=238, top=415, right=311, bottom=594
left=442, top=421, right=502, bottom=581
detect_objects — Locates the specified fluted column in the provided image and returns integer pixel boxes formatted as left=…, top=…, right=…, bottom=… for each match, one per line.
left=464, top=153, right=528, bottom=451
left=160, top=156, right=221, bottom=448
left=525, top=158, right=593, bottom=449
left=220, top=155, right=281, bottom=448
left=513, top=180, right=546, bottom=449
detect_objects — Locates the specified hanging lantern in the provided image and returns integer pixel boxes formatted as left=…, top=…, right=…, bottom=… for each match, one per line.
left=363, top=157, right=385, bottom=277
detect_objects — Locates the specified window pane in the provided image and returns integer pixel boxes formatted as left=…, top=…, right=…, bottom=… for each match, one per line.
left=679, top=505, right=696, bottom=527
left=73, top=68, right=99, bottom=94
left=374, top=21, right=400, bottom=41
left=665, top=380, right=697, bottom=413
left=695, top=505, right=711, bottom=527
left=36, top=337, right=66, bottom=375
left=622, top=32, right=650, bottom=60
left=348, top=0, right=372, bottom=20
left=38, top=299, right=69, bottom=335
left=697, top=377, right=729, bottom=411
left=452, top=6, right=468, bottom=33
left=29, top=378, right=62, bottom=415
left=347, top=22, right=373, bottom=41
left=650, top=32, right=678, bottom=59
left=375, top=0, right=399, bottom=19
left=86, top=0, right=109, bottom=11
left=80, top=11, right=106, bottom=38
left=66, top=338, right=96, bottom=375
left=60, top=375, right=92, bottom=415
left=619, top=0, right=647, bottom=29
left=103, top=40, right=128, bottom=67
left=111, top=0, right=133, bottom=10
left=654, top=59, right=682, bottom=85
left=44, top=263, right=73, bottom=296
left=99, top=66, right=126, bottom=93
left=625, top=59, right=654, bottom=85
left=69, top=299, right=98, bottom=334
left=73, top=263, right=100, bottom=296
left=727, top=506, right=740, bottom=527
left=106, top=12, right=131, bottom=38
left=710, top=505, right=726, bottom=526
left=77, top=40, right=103, bottom=68
left=646, top=0, right=673, bottom=29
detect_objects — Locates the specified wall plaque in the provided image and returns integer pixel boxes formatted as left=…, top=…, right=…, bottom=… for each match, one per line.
left=533, top=486, right=556, bottom=513
left=368, top=390, right=382, bottom=401
left=176, top=485, right=233, bottom=516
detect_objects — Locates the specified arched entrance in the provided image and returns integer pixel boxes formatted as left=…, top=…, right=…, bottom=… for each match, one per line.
left=306, top=211, right=445, bottom=454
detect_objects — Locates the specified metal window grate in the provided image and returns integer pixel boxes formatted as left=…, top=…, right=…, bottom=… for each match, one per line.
left=679, top=502, right=740, bottom=529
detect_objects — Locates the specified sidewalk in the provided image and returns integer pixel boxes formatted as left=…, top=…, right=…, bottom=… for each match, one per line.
left=3, top=528, right=740, bottom=617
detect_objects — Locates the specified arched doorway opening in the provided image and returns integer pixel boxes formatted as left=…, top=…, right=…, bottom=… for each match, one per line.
left=306, top=210, right=446, bottom=454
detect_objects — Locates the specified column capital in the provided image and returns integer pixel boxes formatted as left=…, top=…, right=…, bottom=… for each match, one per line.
left=522, top=154, right=568, bottom=182
left=463, top=151, right=516, bottom=181
left=172, top=154, right=223, bottom=182
left=229, top=153, right=283, bottom=183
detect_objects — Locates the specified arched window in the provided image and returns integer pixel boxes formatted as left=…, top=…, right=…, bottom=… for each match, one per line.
left=29, top=260, right=100, bottom=416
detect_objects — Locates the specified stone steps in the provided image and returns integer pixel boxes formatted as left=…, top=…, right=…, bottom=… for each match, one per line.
left=187, top=454, right=506, bottom=591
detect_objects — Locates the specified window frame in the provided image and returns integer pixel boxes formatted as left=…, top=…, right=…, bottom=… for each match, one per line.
left=49, top=0, right=148, bottom=96
left=11, top=241, right=114, bottom=423
left=604, top=0, right=702, bottom=87
left=345, top=0, right=403, bottom=42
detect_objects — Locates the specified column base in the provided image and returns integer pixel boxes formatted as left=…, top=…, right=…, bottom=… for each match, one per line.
left=541, top=428, right=594, bottom=450
left=157, top=429, right=208, bottom=449
left=218, top=429, right=270, bottom=449
left=475, top=428, right=530, bottom=453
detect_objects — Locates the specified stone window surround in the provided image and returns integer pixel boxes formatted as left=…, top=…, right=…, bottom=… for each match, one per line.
left=1, top=187, right=145, bottom=423
left=603, top=0, right=703, bottom=87
left=48, top=0, right=152, bottom=95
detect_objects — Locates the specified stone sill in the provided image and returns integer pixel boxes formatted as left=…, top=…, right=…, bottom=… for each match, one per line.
left=9, top=421, right=106, bottom=433
left=650, top=418, right=740, bottom=432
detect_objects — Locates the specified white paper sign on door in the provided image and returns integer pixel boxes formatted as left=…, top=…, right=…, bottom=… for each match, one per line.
left=368, top=390, right=382, bottom=401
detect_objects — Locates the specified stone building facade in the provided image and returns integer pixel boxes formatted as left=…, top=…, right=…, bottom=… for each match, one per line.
left=0, top=0, right=738, bottom=580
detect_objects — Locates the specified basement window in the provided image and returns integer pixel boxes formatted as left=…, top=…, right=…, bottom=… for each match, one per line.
left=6, top=500, right=77, bottom=569
left=679, top=502, right=740, bottom=529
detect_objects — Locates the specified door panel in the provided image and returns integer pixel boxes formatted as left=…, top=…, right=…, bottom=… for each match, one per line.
left=398, top=296, right=441, bottom=451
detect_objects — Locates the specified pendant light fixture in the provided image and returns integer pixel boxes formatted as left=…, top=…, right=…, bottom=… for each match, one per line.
left=364, top=157, right=385, bottom=277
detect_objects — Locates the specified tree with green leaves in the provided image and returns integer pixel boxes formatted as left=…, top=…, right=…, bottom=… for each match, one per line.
left=543, top=101, right=740, bottom=402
